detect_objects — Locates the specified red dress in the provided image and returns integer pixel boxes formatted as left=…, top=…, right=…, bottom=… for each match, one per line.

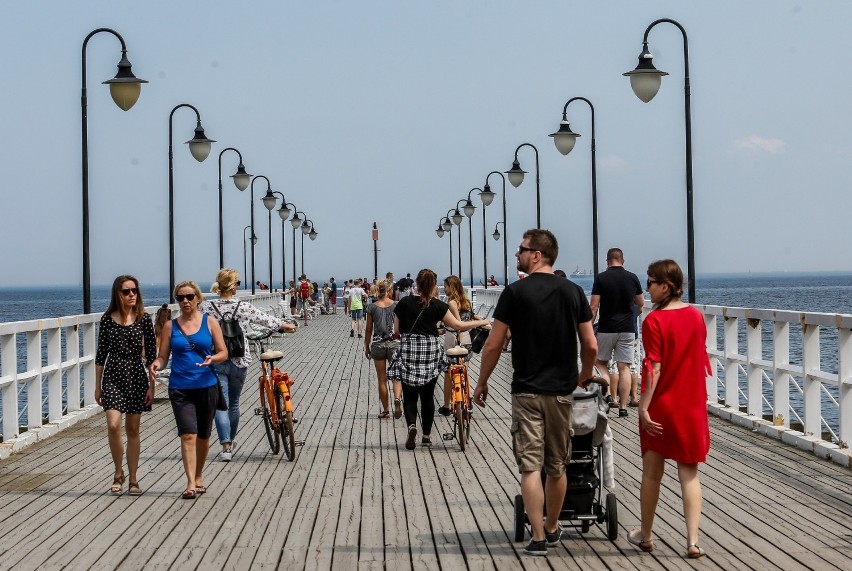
left=640, top=306, right=711, bottom=463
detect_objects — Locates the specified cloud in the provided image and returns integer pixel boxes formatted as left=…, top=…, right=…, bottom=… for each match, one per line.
left=734, top=135, right=786, bottom=154
left=597, top=155, right=627, bottom=170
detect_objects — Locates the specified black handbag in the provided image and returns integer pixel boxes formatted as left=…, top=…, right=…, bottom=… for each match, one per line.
left=469, top=327, right=490, bottom=354
left=173, top=318, right=227, bottom=411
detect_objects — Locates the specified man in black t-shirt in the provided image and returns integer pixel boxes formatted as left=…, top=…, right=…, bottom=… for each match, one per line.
left=590, top=248, right=644, bottom=416
left=474, top=229, right=597, bottom=556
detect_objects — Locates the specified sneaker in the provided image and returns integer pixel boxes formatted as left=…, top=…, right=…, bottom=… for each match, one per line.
left=220, top=450, right=232, bottom=462
left=405, top=425, right=417, bottom=450
left=619, top=408, right=628, bottom=418
left=605, top=395, right=615, bottom=409
left=545, top=522, right=564, bottom=546
left=437, top=406, right=452, bottom=417
left=350, top=330, right=354, bottom=337
left=523, top=539, right=547, bottom=556
left=358, top=333, right=363, bottom=338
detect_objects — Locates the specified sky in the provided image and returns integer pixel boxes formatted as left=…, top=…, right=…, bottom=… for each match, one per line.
left=1, top=0, right=850, bottom=289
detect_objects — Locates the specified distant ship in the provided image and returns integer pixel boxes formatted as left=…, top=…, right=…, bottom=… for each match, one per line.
left=570, top=266, right=591, bottom=278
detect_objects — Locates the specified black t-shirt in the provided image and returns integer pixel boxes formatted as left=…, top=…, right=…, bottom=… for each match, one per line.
left=493, top=272, right=592, bottom=395
left=591, top=266, right=642, bottom=333
left=394, top=295, right=449, bottom=337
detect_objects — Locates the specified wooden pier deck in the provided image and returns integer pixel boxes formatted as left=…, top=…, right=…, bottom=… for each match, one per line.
left=0, top=312, right=851, bottom=570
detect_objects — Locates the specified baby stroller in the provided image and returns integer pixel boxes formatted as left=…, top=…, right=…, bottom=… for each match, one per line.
left=513, top=376, right=618, bottom=542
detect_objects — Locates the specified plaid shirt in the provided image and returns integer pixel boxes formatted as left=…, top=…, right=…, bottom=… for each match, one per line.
left=387, top=334, right=448, bottom=386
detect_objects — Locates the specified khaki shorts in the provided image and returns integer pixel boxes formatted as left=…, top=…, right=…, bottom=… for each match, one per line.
left=596, top=332, right=635, bottom=364
left=370, top=339, right=399, bottom=360
left=511, top=393, right=574, bottom=477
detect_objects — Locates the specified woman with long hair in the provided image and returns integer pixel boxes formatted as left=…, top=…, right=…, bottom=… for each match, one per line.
left=150, top=281, right=228, bottom=499
left=200, top=269, right=296, bottom=461
left=387, top=269, right=489, bottom=450
left=364, top=279, right=401, bottom=419
left=95, top=275, right=156, bottom=496
left=438, top=275, right=474, bottom=416
left=626, top=260, right=711, bottom=558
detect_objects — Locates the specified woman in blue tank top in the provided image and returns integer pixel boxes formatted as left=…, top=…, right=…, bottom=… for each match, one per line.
left=150, top=281, right=228, bottom=499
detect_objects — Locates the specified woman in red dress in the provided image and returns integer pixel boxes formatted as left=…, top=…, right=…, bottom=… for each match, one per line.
left=626, top=260, right=710, bottom=559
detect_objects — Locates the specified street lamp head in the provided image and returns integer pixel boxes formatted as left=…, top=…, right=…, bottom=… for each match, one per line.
left=185, top=122, right=215, bottom=162
left=436, top=226, right=445, bottom=238
left=441, top=217, right=452, bottom=232
left=309, top=229, right=317, bottom=240
left=278, top=204, right=291, bottom=220
left=505, top=159, right=526, bottom=188
left=451, top=209, right=463, bottom=226
left=262, top=189, right=278, bottom=211
left=231, top=163, right=251, bottom=191
left=250, top=233, right=258, bottom=245
left=480, top=185, right=496, bottom=207
left=549, top=119, right=580, bottom=155
left=623, top=42, right=669, bottom=103
left=102, top=52, right=148, bottom=111
left=492, top=229, right=501, bottom=241
left=290, top=213, right=302, bottom=229
left=463, top=199, right=476, bottom=218
left=301, top=220, right=311, bottom=235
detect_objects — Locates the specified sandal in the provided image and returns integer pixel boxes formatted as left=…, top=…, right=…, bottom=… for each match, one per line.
left=128, top=481, right=143, bottom=496
left=378, top=410, right=390, bottom=419
left=195, top=485, right=207, bottom=494
left=626, top=529, right=654, bottom=552
left=110, top=471, right=125, bottom=495
left=393, top=399, right=403, bottom=420
left=687, top=544, right=706, bottom=558
left=181, top=489, right=197, bottom=499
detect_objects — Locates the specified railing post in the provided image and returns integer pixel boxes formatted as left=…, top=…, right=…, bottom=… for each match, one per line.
left=1, top=332, right=18, bottom=439
left=82, top=321, right=97, bottom=406
left=747, top=317, right=762, bottom=417
left=838, top=326, right=851, bottom=447
left=724, top=315, right=739, bottom=409
left=802, top=320, right=821, bottom=437
left=47, top=325, right=62, bottom=423
left=26, top=330, right=43, bottom=429
left=773, top=320, right=790, bottom=428
left=66, top=324, right=81, bottom=413
left=704, top=313, right=718, bottom=402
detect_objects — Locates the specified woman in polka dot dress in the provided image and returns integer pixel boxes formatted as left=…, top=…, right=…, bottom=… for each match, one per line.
left=95, top=275, right=157, bottom=496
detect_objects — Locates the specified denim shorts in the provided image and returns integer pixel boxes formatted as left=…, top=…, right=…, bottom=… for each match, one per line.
left=370, top=339, right=399, bottom=360
left=350, top=309, right=364, bottom=320
left=511, top=393, right=574, bottom=477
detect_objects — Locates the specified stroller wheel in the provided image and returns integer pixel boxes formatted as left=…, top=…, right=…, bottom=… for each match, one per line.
left=581, top=521, right=591, bottom=533
left=513, top=494, right=526, bottom=542
left=606, top=492, right=618, bottom=541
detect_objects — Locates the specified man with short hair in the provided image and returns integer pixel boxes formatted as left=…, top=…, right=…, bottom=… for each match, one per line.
left=590, top=247, right=644, bottom=417
left=329, top=277, right=338, bottom=314
left=474, top=229, right=597, bottom=556
left=297, top=274, right=311, bottom=326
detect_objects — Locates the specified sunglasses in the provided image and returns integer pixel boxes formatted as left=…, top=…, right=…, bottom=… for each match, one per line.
left=516, top=245, right=538, bottom=254
left=646, top=279, right=660, bottom=289
left=236, top=280, right=241, bottom=286
left=175, top=293, right=196, bottom=302
left=120, top=288, right=138, bottom=296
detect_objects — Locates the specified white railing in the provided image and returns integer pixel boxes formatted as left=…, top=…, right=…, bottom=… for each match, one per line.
left=0, top=293, right=283, bottom=459
left=470, top=287, right=852, bottom=468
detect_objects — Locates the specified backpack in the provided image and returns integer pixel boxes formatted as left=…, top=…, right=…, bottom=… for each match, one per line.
left=211, top=301, right=245, bottom=359
left=299, top=281, right=311, bottom=299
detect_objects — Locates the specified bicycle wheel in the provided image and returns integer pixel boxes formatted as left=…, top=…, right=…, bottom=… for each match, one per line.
left=275, top=386, right=296, bottom=461
left=260, top=383, right=280, bottom=455
left=454, top=401, right=467, bottom=451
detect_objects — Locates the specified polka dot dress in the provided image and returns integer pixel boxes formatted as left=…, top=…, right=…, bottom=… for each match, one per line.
left=96, top=313, right=157, bottom=414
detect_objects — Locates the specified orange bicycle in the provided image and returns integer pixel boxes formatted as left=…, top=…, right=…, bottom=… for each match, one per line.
left=254, top=350, right=300, bottom=460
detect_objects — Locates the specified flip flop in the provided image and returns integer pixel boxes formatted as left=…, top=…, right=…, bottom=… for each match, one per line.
left=377, top=410, right=390, bottom=419
left=687, top=544, right=706, bottom=558
left=195, top=485, right=207, bottom=494
left=181, top=489, right=197, bottom=500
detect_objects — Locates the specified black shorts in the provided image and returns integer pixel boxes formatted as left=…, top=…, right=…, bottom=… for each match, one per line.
left=169, top=385, right=218, bottom=439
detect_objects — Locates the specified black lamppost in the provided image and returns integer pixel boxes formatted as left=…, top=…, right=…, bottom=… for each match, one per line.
left=248, top=175, right=272, bottom=295
left=436, top=216, right=453, bottom=276
left=456, top=195, right=477, bottom=287
left=505, top=143, right=541, bottom=228
left=482, top=172, right=503, bottom=285
left=218, top=147, right=252, bottom=269
left=81, top=28, right=147, bottom=313
left=448, top=207, right=463, bottom=277
left=624, top=18, right=695, bottom=302
left=262, top=191, right=292, bottom=290
left=242, top=225, right=257, bottom=290
left=168, top=104, right=215, bottom=302
left=372, top=222, right=379, bottom=281
left=290, top=210, right=306, bottom=279
left=300, top=218, right=317, bottom=276
left=550, top=96, right=600, bottom=276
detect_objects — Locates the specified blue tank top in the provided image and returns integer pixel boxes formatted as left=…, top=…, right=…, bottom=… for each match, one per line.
left=169, top=314, right=218, bottom=390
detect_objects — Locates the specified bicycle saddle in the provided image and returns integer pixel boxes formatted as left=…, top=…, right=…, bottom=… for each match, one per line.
left=447, top=346, right=469, bottom=357
left=260, top=350, right=284, bottom=363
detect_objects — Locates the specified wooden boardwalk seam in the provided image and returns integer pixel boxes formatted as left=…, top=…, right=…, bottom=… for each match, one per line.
left=0, top=313, right=850, bottom=570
